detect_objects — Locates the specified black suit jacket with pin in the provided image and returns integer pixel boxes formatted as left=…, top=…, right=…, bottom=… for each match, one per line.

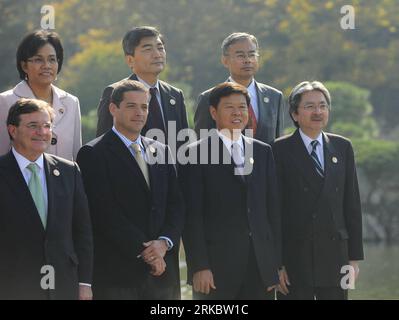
left=96, top=74, right=188, bottom=140
left=181, top=133, right=281, bottom=297
left=0, top=152, right=93, bottom=300
left=76, top=130, right=184, bottom=297
left=271, top=129, right=364, bottom=287
left=194, top=79, right=285, bottom=143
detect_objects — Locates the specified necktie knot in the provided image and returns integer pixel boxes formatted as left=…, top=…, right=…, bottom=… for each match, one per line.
left=311, top=140, right=319, bottom=150
left=131, top=143, right=141, bottom=154
left=150, top=87, right=157, bottom=96
left=27, top=163, right=39, bottom=174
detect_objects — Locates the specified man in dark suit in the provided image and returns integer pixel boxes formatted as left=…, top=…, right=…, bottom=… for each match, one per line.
left=0, top=98, right=93, bottom=300
left=182, top=82, right=281, bottom=300
left=272, top=81, right=364, bottom=300
left=77, top=80, right=184, bottom=300
left=194, top=32, right=284, bottom=143
left=96, top=26, right=188, bottom=149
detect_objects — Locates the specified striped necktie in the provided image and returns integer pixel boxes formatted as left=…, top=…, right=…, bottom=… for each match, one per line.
left=310, top=140, right=324, bottom=178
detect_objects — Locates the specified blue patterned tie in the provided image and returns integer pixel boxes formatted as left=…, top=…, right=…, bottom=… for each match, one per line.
left=310, top=140, right=324, bottom=178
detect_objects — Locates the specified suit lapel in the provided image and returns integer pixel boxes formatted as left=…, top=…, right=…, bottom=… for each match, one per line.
left=105, top=131, right=150, bottom=194
left=159, top=81, right=178, bottom=133
left=43, top=154, right=56, bottom=234
left=0, top=151, right=45, bottom=231
left=316, top=133, right=340, bottom=205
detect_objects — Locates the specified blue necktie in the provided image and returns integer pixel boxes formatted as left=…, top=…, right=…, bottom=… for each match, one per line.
left=310, top=140, right=324, bottom=178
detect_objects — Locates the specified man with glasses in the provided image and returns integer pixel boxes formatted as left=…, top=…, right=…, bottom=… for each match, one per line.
left=194, top=32, right=284, bottom=143
left=271, top=81, right=364, bottom=300
left=0, top=98, right=93, bottom=300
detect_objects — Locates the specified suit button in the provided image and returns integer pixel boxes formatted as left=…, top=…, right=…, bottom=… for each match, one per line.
left=249, top=232, right=252, bottom=237
left=304, top=187, right=309, bottom=192
left=247, top=208, right=251, bottom=214
left=312, top=214, right=317, bottom=219
left=331, top=236, right=336, bottom=240
left=336, top=187, right=339, bottom=192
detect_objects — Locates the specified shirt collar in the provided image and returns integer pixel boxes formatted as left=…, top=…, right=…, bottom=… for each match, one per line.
left=299, top=129, right=323, bottom=149
left=136, top=75, right=160, bottom=91
left=112, top=126, right=143, bottom=151
left=12, top=147, right=44, bottom=171
left=229, top=77, right=255, bottom=89
left=217, top=130, right=244, bottom=152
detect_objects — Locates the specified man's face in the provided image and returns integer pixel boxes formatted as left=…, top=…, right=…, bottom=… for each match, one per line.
left=292, top=90, right=330, bottom=134
left=110, top=90, right=149, bottom=138
left=221, top=39, right=259, bottom=81
left=128, top=36, right=166, bottom=77
left=210, top=93, right=249, bottom=133
left=8, top=110, right=52, bottom=160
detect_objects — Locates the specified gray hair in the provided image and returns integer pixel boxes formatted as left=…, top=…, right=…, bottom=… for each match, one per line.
left=288, top=81, right=331, bottom=128
left=221, top=32, right=259, bottom=56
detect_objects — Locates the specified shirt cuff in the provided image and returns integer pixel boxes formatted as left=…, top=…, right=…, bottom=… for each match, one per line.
left=79, top=283, right=92, bottom=287
left=158, top=236, right=173, bottom=251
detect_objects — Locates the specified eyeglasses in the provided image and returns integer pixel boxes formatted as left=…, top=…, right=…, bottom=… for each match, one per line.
left=26, top=57, right=58, bottom=66
left=227, top=52, right=259, bottom=62
left=24, top=123, right=53, bottom=131
left=301, top=104, right=330, bottom=112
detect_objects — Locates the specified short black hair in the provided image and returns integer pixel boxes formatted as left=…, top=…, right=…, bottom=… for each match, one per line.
left=110, top=79, right=148, bottom=107
left=16, top=29, right=64, bottom=80
left=122, top=26, right=164, bottom=56
left=209, top=82, right=251, bottom=109
left=7, top=98, right=55, bottom=140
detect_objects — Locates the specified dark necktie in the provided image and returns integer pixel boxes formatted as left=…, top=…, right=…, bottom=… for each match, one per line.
left=147, top=87, right=165, bottom=133
left=310, top=140, right=324, bottom=177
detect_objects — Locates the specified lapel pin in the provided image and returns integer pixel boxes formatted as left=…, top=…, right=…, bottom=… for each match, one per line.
left=170, top=98, right=176, bottom=106
left=59, top=108, right=64, bottom=114
left=332, top=157, right=338, bottom=163
left=249, top=157, right=254, bottom=164
left=53, top=169, right=60, bottom=176
left=263, top=97, right=269, bottom=103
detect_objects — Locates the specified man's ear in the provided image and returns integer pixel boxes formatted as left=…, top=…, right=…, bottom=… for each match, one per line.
left=221, top=55, right=229, bottom=69
left=209, top=105, right=218, bottom=121
left=125, top=54, right=134, bottom=70
left=109, top=102, right=117, bottom=117
left=7, top=125, right=17, bottom=140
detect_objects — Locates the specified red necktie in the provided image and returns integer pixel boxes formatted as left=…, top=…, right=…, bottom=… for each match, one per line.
left=247, top=103, right=257, bottom=137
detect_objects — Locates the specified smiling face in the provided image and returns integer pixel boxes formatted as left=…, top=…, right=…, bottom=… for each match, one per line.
left=291, top=90, right=330, bottom=138
left=8, top=110, right=52, bottom=161
left=21, top=43, right=58, bottom=87
left=110, top=90, right=149, bottom=141
left=221, top=38, right=259, bottom=83
left=210, top=93, right=249, bottom=137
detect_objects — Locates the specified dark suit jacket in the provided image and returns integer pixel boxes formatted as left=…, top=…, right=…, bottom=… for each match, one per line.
left=0, top=152, right=93, bottom=300
left=76, top=131, right=184, bottom=298
left=271, top=130, right=364, bottom=287
left=194, top=80, right=284, bottom=143
left=96, top=74, right=189, bottom=140
left=182, top=133, right=281, bottom=298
